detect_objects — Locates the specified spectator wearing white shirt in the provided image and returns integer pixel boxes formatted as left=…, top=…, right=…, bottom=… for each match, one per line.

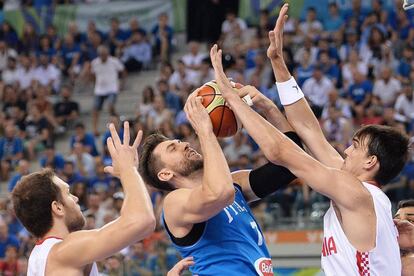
left=341, top=49, right=368, bottom=90
left=34, top=54, right=61, bottom=92
left=1, top=57, right=18, bottom=86
left=15, top=55, right=36, bottom=90
left=373, top=67, right=401, bottom=107
left=395, top=81, right=414, bottom=124
left=221, top=11, right=247, bottom=35
left=67, top=143, right=96, bottom=178
left=168, top=59, right=199, bottom=93
left=0, top=41, right=17, bottom=72
left=302, top=65, right=334, bottom=118
left=298, top=7, right=323, bottom=40
left=181, top=41, right=207, bottom=72
left=91, top=45, right=125, bottom=135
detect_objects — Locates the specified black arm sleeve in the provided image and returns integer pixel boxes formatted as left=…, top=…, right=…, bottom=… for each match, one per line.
left=249, top=132, right=304, bottom=199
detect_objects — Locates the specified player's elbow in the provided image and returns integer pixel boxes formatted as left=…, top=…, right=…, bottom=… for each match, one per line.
left=205, top=182, right=235, bottom=207
left=265, top=137, right=290, bottom=165
left=126, top=213, right=156, bottom=238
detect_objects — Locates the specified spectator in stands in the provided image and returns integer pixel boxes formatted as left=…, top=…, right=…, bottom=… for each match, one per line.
left=398, top=46, right=413, bottom=79
left=168, top=59, right=198, bottom=93
left=197, top=58, right=214, bottom=86
left=91, top=45, right=125, bottom=136
left=318, top=50, right=340, bottom=86
left=0, top=219, right=19, bottom=259
left=395, top=80, right=414, bottom=126
left=373, top=66, right=402, bottom=107
left=70, top=122, right=99, bottom=157
left=182, top=41, right=206, bottom=72
left=146, top=95, right=173, bottom=131
left=0, top=245, right=23, bottom=275
left=83, top=191, right=106, bottom=228
left=121, top=31, right=152, bottom=72
left=60, top=160, right=85, bottom=186
left=127, top=18, right=147, bottom=38
left=88, top=162, right=113, bottom=191
left=323, top=2, right=344, bottom=32
left=39, top=144, right=65, bottom=172
left=15, top=55, right=35, bottom=91
left=59, top=34, right=81, bottom=83
left=0, top=40, right=17, bottom=72
left=71, top=182, right=88, bottom=211
left=152, top=12, right=174, bottom=62
left=37, top=35, right=56, bottom=59
left=302, top=65, right=334, bottom=118
left=0, top=23, right=18, bottom=49
left=7, top=159, right=29, bottom=192
left=0, top=124, right=23, bottom=180
left=342, top=49, right=368, bottom=89
left=67, top=142, right=96, bottom=178
left=221, top=10, right=247, bottom=35
left=299, top=7, right=323, bottom=39
left=339, top=28, right=360, bottom=62
left=67, top=21, right=86, bottom=45
left=23, top=105, right=52, bottom=160
left=54, top=85, right=79, bottom=127
left=295, top=49, right=314, bottom=87
left=1, top=56, right=18, bottom=86
left=34, top=54, right=61, bottom=92
left=136, top=86, right=155, bottom=121
left=17, top=23, right=38, bottom=55
left=157, top=79, right=181, bottom=114
left=223, top=131, right=253, bottom=171
left=125, top=241, right=153, bottom=275
left=348, top=70, right=373, bottom=119
left=108, top=17, right=129, bottom=55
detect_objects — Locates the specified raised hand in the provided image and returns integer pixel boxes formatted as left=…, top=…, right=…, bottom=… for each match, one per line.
left=237, top=85, right=272, bottom=110
left=267, top=3, right=289, bottom=60
left=104, top=121, right=143, bottom=177
left=184, top=91, right=213, bottom=136
left=167, top=257, right=195, bottom=276
left=209, top=44, right=238, bottom=101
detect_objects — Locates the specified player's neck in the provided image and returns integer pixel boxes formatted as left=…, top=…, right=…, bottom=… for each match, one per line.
left=174, top=170, right=203, bottom=189
left=41, top=221, right=70, bottom=241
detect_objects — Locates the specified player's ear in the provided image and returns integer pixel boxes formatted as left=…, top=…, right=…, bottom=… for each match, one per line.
left=51, top=201, right=65, bottom=217
left=158, top=168, right=173, bottom=182
left=364, top=155, right=378, bottom=171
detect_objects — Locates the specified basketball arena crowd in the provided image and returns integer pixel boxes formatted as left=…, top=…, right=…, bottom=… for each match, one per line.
left=0, top=0, right=414, bottom=274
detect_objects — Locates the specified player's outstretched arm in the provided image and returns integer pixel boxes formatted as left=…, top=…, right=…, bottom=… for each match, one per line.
left=210, top=44, right=370, bottom=212
left=164, top=92, right=234, bottom=226
left=267, top=3, right=343, bottom=169
left=52, top=122, right=155, bottom=267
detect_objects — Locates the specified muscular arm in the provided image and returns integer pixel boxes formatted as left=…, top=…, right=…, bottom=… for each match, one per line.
left=164, top=95, right=234, bottom=230
left=52, top=124, right=155, bottom=268
left=265, top=4, right=344, bottom=169
left=271, top=56, right=344, bottom=169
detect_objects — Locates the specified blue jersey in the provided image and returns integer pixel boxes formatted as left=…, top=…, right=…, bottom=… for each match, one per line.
left=163, top=185, right=273, bottom=276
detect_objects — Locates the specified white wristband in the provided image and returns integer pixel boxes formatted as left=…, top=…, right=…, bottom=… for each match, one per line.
left=276, top=76, right=304, bottom=106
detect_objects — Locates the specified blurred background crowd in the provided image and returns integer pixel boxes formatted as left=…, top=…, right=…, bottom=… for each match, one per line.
left=0, top=0, right=413, bottom=274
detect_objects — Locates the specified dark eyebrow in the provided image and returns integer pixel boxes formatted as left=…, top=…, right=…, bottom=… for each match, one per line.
left=394, top=214, right=400, bottom=218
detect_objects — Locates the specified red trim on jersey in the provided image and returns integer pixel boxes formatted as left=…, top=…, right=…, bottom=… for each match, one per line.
left=356, top=251, right=371, bottom=276
left=365, top=180, right=380, bottom=188
left=36, top=236, right=63, bottom=245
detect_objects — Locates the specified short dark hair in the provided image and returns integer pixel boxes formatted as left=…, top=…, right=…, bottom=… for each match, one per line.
left=354, top=125, right=410, bottom=185
left=11, top=169, right=63, bottom=238
left=398, top=199, right=414, bottom=209
left=139, top=134, right=175, bottom=191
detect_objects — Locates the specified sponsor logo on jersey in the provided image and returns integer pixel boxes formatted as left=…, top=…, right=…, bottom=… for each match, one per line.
left=254, top=257, right=273, bottom=276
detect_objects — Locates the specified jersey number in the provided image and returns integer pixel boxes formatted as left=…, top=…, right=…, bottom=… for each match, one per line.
left=250, top=221, right=263, bottom=246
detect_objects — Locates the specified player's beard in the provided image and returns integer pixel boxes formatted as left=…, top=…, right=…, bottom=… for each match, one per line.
left=176, top=156, right=204, bottom=177
left=65, top=208, right=86, bottom=233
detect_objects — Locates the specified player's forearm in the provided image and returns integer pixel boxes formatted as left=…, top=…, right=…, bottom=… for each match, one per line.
left=198, top=132, right=234, bottom=203
left=225, top=94, right=288, bottom=164
left=119, top=167, right=155, bottom=226
left=260, top=99, right=293, bottom=133
left=270, top=58, right=291, bottom=82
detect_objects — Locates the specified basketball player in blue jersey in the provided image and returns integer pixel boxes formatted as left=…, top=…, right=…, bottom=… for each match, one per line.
left=139, top=86, right=304, bottom=274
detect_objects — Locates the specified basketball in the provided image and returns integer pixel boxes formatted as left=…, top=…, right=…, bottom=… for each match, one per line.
left=198, top=80, right=243, bottom=138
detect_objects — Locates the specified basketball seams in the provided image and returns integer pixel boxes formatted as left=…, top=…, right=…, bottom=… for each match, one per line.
left=217, top=100, right=226, bottom=137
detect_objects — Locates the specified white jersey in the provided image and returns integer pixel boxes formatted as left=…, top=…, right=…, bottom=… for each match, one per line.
left=321, top=182, right=401, bottom=276
left=28, top=237, right=99, bottom=276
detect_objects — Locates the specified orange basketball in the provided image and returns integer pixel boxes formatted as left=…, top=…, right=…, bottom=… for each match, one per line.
left=197, top=80, right=243, bottom=138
